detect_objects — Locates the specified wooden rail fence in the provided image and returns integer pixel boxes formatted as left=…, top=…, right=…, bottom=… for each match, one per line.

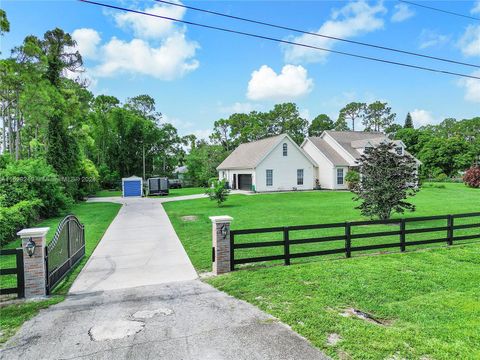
left=0, top=248, right=25, bottom=298
left=230, top=212, right=480, bottom=270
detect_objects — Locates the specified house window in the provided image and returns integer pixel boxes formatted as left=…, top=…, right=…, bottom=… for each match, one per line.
left=266, top=169, right=273, bottom=186
left=283, top=143, right=288, bottom=156
left=337, top=168, right=344, bottom=185
left=297, top=169, right=304, bottom=185
left=395, top=146, right=403, bottom=155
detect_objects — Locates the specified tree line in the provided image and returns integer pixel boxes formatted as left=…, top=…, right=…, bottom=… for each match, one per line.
left=208, top=102, right=479, bottom=180
left=0, top=16, right=190, bottom=243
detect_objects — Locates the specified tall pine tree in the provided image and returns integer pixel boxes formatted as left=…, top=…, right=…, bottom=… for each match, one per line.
left=404, top=112, right=414, bottom=128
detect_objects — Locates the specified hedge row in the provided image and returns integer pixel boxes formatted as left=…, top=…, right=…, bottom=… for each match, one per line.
left=0, top=199, right=42, bottom=246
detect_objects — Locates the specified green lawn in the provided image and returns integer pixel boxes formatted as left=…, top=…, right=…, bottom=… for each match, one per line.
left=94, top=187, right=205, bottom=198
left=164, top=182, right=480, bottom=359
left=94, top=189, right=122, bottom=197
left=0, top=201, right=121, bottom=344
left=164, top=182, right=480, bottom=272
left=208, top=245, right=480, bottom=360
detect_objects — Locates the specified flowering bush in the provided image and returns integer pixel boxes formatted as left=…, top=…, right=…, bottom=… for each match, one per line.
left=463, top=166, right=480, bottom=188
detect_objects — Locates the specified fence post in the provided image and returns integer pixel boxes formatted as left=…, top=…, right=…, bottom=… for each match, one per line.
left=17, top=227, right=50, bottom=298
left=67, top=220, right=72, bottom=267
left=210, top=216, right=233, bottom=275
left=345, top=222, right=351, bottom=258
left=400, top=218, right=406, bottom=252
left=283, top=227, right=290, bottom=266
left=16, top=248, right=25, bottom=298
left=447, top=215, right=454, bottom=246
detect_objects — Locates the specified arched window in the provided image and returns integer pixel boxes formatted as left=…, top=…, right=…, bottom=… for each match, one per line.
left=283, top=143, right=288, bottom=156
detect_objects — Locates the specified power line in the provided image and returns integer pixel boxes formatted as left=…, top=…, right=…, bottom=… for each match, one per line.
left=79, top=0, right=480, bottom=80
left=155, top=0, right=479, bottom=69
left=399, top=0, right=480, bottom=21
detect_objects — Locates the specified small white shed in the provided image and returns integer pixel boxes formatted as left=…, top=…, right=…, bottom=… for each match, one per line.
left=122, top=176, right=143, bottom=197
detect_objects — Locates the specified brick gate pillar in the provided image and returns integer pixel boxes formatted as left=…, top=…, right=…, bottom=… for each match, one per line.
left=210, top=216, right=233, bottom=275
left=17, top=227, right=50, bottom=298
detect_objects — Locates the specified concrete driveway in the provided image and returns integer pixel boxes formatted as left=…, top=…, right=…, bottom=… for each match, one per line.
left=70, top=197, right=198, bottom=293
left=1, top=196, right=329, bottom=360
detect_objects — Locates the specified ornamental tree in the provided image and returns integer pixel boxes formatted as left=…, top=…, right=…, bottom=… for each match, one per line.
left=206, top=178, right=230, bottom=206
left=463, top=166, right=480, bottom=188
left=352, top=142, right=419, bottom=220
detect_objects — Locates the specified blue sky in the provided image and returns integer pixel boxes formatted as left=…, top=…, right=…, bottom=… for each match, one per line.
left=2, top=0, right=479, bottom=138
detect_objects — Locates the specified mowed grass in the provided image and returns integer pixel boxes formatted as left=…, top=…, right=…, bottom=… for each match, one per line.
left=164, top=182, right=480, bottom=272
left=0, top=201, right=121, bottom=344
left=164, top=182, right=480, bottom=359
left=208, top=245, right=480, bottom=360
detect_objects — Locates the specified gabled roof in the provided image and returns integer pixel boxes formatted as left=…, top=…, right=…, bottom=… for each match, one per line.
left=217, top=134, right=316, bottom=170
left=217, top=135, right=285, bottom=170
left=324, top=131, right=386, bottom=160
left=307, top=131, right=419, bottom=166
left=306, top=137, right=350, bottom=166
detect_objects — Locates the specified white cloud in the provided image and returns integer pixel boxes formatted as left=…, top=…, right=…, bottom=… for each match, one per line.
left=458, top=25, right=480, bottom=57
left=472, top=1, right=480, bottom=15
left=114, top=2, right=186, bottom=39
left=284, top=0, right=386, bottom=64
left=218, top=102, right=261, bottom=114
left=162, top=114, right=194, bottom=132
left=93, top=33, right=199, bottom=80
left=247, top=65, right=313, bottom=101
left=300, top=108, right=311, bottom=120
left=72, top=28, right=101, bottom=59
left=418, top=29, right=450, bottom=49
left=192, top=129, right=212, bottom=140
left=70, top=2, right=199, bottom=82
left=458, top=70, right=480, bottom=103
left=391, top=3, right=414, bottom=23
left=410, top=109, right=436, bottom=127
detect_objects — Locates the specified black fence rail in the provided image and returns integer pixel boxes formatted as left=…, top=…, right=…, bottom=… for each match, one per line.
left=230, top=212, right=480, bottom=270
left=46, top=215, right=85, bottom=294
left=0, top=248, right=25, bottom=298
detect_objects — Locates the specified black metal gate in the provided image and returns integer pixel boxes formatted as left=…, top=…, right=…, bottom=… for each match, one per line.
left=45, top=215, right=85, bottom=294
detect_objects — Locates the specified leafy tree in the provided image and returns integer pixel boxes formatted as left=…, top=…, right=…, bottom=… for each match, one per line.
left=363, top=101, right=396, bottom=132
left=268, top=103, right=308, bottom=144
left=0, top=9, right=9, bottom=37
left=46, top=112, right=82, bottom=197
left=385, top=123, right=403, bottom=138
left=210, top=119, right=233, bottom=151
left=418, top=137, right=475, bottom=178
left=338, top=102, right=366, bottom=131
left=345, top=169, right=360, bottom=190
left=205, top=178, right=230, bottom=206
left=463, top=166, right=480, bottom=188
left=404, top=112, right=414, bottom=128
left=352, top=142, right=418, bottom=220
left=125, top=94, right=161, bottom=123
left=333, top=116, right=349, bottom=131
left=186, top=143, right=230, bottom=186
left=308, top=114, right=334, bottom=136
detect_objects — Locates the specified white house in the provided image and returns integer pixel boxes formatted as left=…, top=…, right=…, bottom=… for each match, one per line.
left=217, top=134, right=317, bottom=192
left=301, top=131, right=420, bottom=190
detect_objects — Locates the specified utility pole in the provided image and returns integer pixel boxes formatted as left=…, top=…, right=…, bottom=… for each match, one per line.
left=142, top=144, right=146, bottom=181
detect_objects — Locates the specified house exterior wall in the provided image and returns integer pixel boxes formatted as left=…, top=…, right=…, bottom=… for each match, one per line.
left=302, top=140, right=334, bottom=189
left=333, top=166, right=349, bottom=190
left=255, top=137, right=314, bottom=192
left=219, top=169, right=255, bottom=190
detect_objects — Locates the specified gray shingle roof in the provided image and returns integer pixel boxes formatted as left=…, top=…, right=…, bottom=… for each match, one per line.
left=325, top=131, right=387, bottom=160
left=217, top=134, right=285, bottom=170
left=307, top=137, right=350, bottom=166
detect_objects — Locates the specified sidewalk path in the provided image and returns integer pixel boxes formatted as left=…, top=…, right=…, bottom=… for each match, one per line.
left=1, top=196, right=329, bottom=360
